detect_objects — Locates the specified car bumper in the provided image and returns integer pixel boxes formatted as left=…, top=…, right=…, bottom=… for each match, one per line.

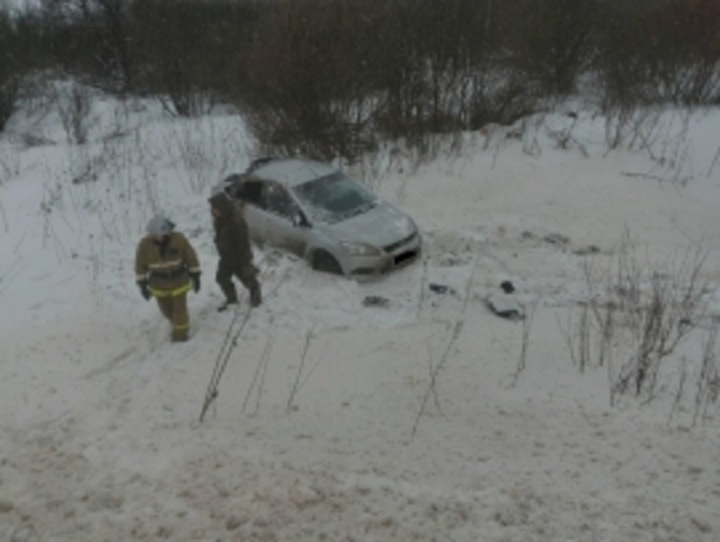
left=346, top=233, right=422, bottom=279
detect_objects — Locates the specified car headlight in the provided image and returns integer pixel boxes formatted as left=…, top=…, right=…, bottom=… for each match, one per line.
left=339, top=241, right=382, bottom=257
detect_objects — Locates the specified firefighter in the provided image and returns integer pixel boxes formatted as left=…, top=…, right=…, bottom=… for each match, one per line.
left=135, top=214, right=201, bottom=342
left=208, top=186, right=262, bottom=311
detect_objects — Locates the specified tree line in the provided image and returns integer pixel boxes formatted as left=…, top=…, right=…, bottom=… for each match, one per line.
left=1, top=0, right=719, bottom=161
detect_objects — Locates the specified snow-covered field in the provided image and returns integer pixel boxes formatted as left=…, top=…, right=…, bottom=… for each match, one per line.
left=1, top=96, right=719, bottom=541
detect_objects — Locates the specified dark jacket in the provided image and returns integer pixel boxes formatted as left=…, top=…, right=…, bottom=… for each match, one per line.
left=209, top=192, right=254, bottom=269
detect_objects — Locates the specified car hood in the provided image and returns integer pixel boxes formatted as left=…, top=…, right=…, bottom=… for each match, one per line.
left=320, top=202, right=417, bottom=248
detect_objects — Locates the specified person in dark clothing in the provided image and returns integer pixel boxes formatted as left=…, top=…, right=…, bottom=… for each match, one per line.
left=208, top=187, right=262, bottom=310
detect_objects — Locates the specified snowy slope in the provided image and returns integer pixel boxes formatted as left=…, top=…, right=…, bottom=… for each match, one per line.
left=1, top=98, right=719, bottom=542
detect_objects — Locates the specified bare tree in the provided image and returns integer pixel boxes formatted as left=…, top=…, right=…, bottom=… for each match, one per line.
left=0, top=7, right=20, bottom=131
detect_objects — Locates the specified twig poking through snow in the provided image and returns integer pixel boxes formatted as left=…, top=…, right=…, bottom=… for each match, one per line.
left=199, top=295, right=251, bottom=423
left=0, top=197, right=7, bottom=233
left=411, top=258, right=476, bottom=438
left=707, top=146, right=720, bottom=179
left=509, top=299, right=538, bottom=387
left=411, top=321, right=462, bottom=439
left=427, top=342, right=442, bottom=413
left=287, top=328, right=316, bottom=413
left=416, top=258, right=428, bottom=317
left=693, top=325, right=719, bottom=426
left=242, top=330, right=275, bottom=415
left=198, top=268, right=287, bottom=422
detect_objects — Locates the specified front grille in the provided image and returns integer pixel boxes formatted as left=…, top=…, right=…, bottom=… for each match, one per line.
left=384, top=233, right=417, bottom=253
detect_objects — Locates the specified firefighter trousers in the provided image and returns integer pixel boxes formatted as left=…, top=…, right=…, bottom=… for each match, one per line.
left=153, top=289, right=190, bottom=342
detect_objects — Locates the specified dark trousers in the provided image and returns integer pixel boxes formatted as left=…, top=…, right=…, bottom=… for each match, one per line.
left=216, top=258, right=259, bottom=303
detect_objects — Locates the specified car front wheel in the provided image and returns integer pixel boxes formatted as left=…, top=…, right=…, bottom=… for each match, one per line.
left=311, top=250, right=343, bottom=275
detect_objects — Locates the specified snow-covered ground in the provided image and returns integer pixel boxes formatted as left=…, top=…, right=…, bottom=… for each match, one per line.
left=1, top=96, right=719, bottom=541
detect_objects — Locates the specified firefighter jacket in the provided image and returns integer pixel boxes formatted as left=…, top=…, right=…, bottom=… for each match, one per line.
left=209, top=192, right=254, bottom=270
left=135, top=231, right=201, bottom=296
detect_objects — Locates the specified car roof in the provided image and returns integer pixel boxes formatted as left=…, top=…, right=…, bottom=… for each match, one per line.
left=248, top=158, right=338, bottom=188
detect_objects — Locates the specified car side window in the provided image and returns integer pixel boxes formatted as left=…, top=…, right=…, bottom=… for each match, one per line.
left=264, top=182, right=297, bottom=220
left=237, top=180, right=266, bottom=209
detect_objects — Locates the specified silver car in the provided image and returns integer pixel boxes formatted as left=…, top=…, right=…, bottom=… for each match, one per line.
left=216, top=157, right=421, bottom=279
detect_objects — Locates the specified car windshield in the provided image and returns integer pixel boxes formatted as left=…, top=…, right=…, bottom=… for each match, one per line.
left=291, top=172, right=377, bottom=224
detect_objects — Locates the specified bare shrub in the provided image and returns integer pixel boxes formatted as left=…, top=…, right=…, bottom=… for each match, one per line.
left=57, top=80, right=93, bottom=144
left=36, top=0, right=137, bottom=92
left=372, top=1, right=545, bottom=142
left=0, top=76, right=19, bottom=132
left=545, top=113, right=589, bottom=157
left=603, top=107, right=696, bottom=186
left=165, top=117, right=252, bottom=194
left=373, top=0, right=483, bottom=138
left=693, top=323, right=720, bottom=425
left=85, top=0, right=135, bottom=92
left=498, top=0, right=597, bottom=95
left=236, top=0, right=382, bottom=163
left=0, top=8, right=21, bottom=132
left=464, top=70, right=544, bottom=132
left=236, top=0, right=547, bottom=164
left=11, top=0, right=720, bottom=167
left=509, top=299, right=539, bottom=386
left=157, top=68, right=213, bottom=119
left=561, top=302, right=594, bottom=373
left=0, top=198, right=7, bottom=233
left=0, top=144, right=19, bottom=181
left=67, top=140, right=120, bottom=185
left=129, top=0, right=243, bottom=117
left=567, top=233, right=709, bottom=406
left=596, top=0, right=720, bottom=110
left=412, top=258, right=476, bottom=438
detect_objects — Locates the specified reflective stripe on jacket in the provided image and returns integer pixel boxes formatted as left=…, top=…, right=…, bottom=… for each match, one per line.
left=135, top=231, right=201, bottom=292
left=149, top=283, right=192, bottom=298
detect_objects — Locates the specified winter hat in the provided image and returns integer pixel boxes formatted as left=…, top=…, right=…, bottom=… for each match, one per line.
left=210, top=179, right=238, bottom=201
left=210, top=183, right=226, bottom=198
left=146, top=214, right=175, bottom=236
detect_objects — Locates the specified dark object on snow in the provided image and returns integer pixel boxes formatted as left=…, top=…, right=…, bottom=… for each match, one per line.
left=486, top=302, right=524, bottom=321
left=486, top=280, right=525, bottom=321
left=429, top=283, right=457, bottom=295
left=363, top=295, right=389, bottom=308
left=500, top=280, right=515, bottom=294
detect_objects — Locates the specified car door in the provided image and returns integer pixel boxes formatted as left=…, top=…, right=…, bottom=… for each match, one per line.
left=259, top=181, right=308, bottom=256
left=236, top=179, right=270, bottom=244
